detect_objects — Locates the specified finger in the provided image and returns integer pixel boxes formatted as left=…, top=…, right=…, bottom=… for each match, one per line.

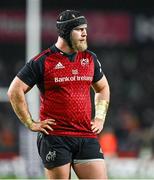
left=92, top=127, right=99, bottom=132
left=91, top=126, right=96, bottom=130
left=91, top=124, right=97, bottom=130
left=42, top=120, right=56, bottom=125
left=45, top=119, right=55, bottom=122
left=46, top=121, right=56, bottom=125
left=40, top=128, right=49, bottom=135
left=43, top=124, right=54, bottom=131
left=91, top=126, right=95, bottom=130
left=43, top=120, right=56, bottom=126
left=95, top=129, right=101, bottom=134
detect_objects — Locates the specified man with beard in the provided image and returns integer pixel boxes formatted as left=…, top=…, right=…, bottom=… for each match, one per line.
left=7, top=10, right=110, bottom=179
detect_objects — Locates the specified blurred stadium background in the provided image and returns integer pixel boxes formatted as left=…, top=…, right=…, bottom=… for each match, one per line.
left=0, top=0, right=154, bottom=179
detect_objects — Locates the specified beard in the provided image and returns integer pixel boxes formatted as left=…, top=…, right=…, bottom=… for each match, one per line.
left=71, top=38, right=88, bottom=52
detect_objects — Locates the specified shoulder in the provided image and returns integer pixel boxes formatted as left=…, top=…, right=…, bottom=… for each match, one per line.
left=32, top=48, right=52, bottom=63
left=84, top=50, right=97, bottom=60
left=27, top=46, right=59, bottom=67
left=86, top=49, right=97, bottom=56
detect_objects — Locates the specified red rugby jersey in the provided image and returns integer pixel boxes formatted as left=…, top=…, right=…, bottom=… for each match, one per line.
left=17, top=45, right=103, bottom=138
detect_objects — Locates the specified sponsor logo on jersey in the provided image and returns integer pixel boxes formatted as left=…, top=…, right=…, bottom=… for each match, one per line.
left=54, top=62, right=65, bottom=69
left=80, top=58, right=89, bottom=66
left=54, top=75, right=93, bottom=83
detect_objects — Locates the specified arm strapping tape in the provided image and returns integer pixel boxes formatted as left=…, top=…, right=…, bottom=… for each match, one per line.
left=95, top=100, right=109, bottom=123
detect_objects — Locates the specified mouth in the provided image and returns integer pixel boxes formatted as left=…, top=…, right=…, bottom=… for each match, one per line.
left=80, top=39, right=86, bottom=42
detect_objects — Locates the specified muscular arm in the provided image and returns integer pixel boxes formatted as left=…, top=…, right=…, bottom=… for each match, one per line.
left=7, top=76, right=55, bottom=134
left=7, top=76, right=32, bottom=123
left=92, top=75, right=110, bottom=103
left=91, top=75, right=110, bottom=134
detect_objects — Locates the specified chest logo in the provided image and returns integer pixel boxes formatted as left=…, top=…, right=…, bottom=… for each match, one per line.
left=55, top=62, right=65, bottom=69
left=80, top=58, right=89, bottom=66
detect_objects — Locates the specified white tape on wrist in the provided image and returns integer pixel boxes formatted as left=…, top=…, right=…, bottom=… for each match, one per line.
left=95, top=100, right=109, bottom=122
left=24, top=117, right=34, bottom=129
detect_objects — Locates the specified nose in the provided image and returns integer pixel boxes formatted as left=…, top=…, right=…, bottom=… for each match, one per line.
left=82, top=28, right=87, bottom=36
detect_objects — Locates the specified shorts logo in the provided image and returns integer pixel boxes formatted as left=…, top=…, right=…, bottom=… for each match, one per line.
left=46, top=150, right=56, bottom=162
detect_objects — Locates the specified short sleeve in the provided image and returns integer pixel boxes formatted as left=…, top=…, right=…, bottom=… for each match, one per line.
left=92, top=53, right=104, bottom=83
left=17, top=58, right=43, bottom=87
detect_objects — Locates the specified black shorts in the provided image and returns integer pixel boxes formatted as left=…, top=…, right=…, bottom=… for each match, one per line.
left=37, top=133, right=104, bottom=169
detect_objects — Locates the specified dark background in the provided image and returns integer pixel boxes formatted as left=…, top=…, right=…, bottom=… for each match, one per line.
left=0, top=0, right=154, bottom=158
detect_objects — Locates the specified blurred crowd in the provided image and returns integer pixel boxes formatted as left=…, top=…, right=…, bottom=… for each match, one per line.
left=0, top=102, right=19, bottom=157
left=96, top=46, right=154, bottom=158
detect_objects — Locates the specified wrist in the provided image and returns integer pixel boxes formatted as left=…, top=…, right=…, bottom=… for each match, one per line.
left=95, top=100, right=109, bottom=121
left=24, top=117, right=34, bottom=129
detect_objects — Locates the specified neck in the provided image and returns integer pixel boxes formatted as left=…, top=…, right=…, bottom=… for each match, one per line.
left=55, top=37, right=75, bottom=54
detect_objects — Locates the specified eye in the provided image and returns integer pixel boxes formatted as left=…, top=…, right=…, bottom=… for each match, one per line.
left=75, top=28, right=80, bottom=31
